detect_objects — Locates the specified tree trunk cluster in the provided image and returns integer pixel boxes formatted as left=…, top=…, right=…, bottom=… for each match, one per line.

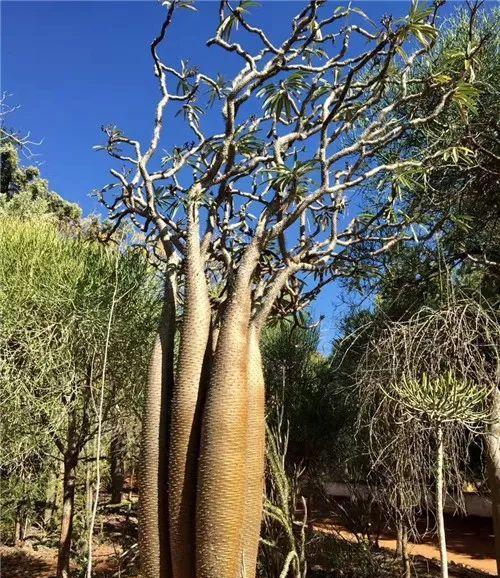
left=139, top=229, right=267, bottom=578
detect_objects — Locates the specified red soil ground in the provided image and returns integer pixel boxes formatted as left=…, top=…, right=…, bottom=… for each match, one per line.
left=0, top=512, right=495, bottom=577
left=314, top=513, right=496, bottom=576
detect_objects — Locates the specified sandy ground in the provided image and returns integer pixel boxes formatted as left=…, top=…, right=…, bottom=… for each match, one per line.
left=0, top=513, right=495, bottom=577
left=0, top=542, right=125, bottom=578
left=313, top=513, right=496, bottom=576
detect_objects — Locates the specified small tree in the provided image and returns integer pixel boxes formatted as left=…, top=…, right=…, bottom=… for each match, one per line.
left=389, top=372, right=489, bottom=578
left=96, top=2, right=483, bottom=576
left=359, top=298, right=499, bottom=578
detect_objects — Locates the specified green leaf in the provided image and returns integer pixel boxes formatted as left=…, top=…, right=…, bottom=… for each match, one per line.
left=452, top=82, right=480, bottom=113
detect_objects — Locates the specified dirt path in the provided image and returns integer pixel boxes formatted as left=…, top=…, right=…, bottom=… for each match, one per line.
left=313, top=514, right=496, bottom=576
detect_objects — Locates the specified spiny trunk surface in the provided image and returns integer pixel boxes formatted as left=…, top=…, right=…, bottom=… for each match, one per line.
left=169, top=224, right=211, bottom=578
left=196, top=294, right=251, bottom=578
left=138, top=281, right=175, bottom=578
left=241, top=327, right=266, bottom=578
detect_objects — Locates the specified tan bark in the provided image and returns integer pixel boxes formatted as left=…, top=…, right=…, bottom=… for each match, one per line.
left=241, top=326, right=266, bottom=578
left=138, top=279, right=176, bottom=578
left=169, top=217, right=211, bottom=578
left=14, top=516, right=22, bottom=546
left=196, top=245, right=259, bottom=578
left=485, top=387, right=500, bottom=576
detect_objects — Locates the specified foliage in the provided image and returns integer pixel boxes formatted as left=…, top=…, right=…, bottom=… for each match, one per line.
left=262, top=320, right=338, bottom=472
left=357, top=295, right=499, bottom=534
left=260, top=417, right=308, bottom=578
left=374, top=7, right=500, bottom=297
left=0, top=141, right=81, bottom=223
left=0, top=217, right=160, bottom=556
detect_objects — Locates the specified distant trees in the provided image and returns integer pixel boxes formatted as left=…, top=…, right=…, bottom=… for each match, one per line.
left=370, top=6, right=500, bottom=303
left=262, top=321, right=331, bottom=468
left=0, top=215, right=160, bottom=577
left=0, top=100, right=81, bottom=224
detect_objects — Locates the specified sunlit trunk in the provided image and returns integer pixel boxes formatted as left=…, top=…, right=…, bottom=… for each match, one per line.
left=241, top=326, right=266, bottom=578
left=169, top=219, right=211, bottom=578
left=14, top=504, right=23, bottom=546
left=435, top=425, right=448, bottom=578
left=138, top=238, right=271, bottom=578
left=138, top=279, right=175, bottom=578
left=196, top=245, right=259, bottom=578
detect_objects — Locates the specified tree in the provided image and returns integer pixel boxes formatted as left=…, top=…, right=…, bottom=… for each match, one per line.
left=358, top=298, right=499, bottom=578
left=0, top=217, right=160, bottom=577
left=418, top=7, right=500, bottom=285
left=353, top=7, right=500, bottom=568
left=368, top=6, right=500, bottom=299
left=96, top=2, right=481, bottom=577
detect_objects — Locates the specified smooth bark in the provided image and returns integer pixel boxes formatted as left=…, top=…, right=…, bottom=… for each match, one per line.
left=485, top=387, right=500, bottom=575
left=138, top=280, right=176, bottom=578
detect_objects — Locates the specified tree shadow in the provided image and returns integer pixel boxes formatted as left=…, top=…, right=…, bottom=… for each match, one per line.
left=0, top=548, right=55, bottom=578
left=417, top=514, right=494, bottom=562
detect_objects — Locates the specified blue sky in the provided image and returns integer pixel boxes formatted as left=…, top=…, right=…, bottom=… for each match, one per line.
left=1, top=0, right=471, bottom=348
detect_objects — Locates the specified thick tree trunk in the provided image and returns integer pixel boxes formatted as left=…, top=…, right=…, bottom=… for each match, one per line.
left=56, top=452, right=78, bottom=578
left=485, top=387, right=500, bottom=576
left=196, top=246, right=259, bottom=578
left=435, top=426, right=448, bottom=578
left=110, top=425, right=126, bottom=505
left=138, top=279, right=176, bottom=578
left=241, top=327, right=266, bottom=578
left=169, top=220, right=211, bottom=578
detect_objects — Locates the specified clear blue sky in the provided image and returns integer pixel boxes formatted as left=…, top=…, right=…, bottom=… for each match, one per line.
left=1, top=0, right=470, bottom=349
